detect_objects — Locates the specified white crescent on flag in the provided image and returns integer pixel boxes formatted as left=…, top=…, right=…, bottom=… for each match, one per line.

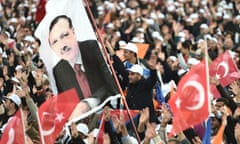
left=216, top=61, right=229, bottom=79
left=182, top=80, right=205, bottom=110
left=6, top=128, right=14, bottom=144
left=41, top=112, right=56, bottom=136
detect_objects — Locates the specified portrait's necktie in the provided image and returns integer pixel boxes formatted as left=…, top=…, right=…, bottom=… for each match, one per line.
left=74, top=64, right=91, bottom=98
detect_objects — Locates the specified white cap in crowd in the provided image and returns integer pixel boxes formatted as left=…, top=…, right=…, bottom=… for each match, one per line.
left=6, top=94, right=21, bottom=107
left=128, top=64, right=143, bottom=76
left=123, top=43, right=138, bottom=54
left=187, top=58, right=200, bottom=66
left=15, top=65, right=23, bottom=71
left=200, top=23, right=208, bottom=29
left=76, top=123, right=89, bottom=136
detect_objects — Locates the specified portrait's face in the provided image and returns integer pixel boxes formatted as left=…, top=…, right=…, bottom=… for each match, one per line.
left=49, top=18, right=79, bottom=63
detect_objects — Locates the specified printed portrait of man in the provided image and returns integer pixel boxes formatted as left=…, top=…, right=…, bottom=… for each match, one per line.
left=35, top=0, right=118, bottom=116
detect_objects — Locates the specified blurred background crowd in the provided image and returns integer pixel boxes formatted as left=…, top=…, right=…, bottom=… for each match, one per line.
left=0, top=0, right=240, bottom=144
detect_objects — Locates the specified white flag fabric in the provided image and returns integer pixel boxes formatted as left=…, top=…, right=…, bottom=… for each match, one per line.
left=35, top=0, right=96, bottom=94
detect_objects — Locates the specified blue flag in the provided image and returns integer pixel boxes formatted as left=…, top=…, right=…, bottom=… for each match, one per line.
left=202, top=118, right=211, bottom=144
left=156, top=82, right=165, bottom=104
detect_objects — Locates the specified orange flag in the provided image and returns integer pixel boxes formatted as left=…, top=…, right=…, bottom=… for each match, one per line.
left=135, top=43, right=149, bottom=59
left=103, top=11, right=111, bottom=24
left=212, top=123, right=225, bottom=144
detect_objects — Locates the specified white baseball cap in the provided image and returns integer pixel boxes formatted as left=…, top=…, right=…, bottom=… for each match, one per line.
left=6, top=94, right=21, bottom=107
left=123, top=43, right=138, bottom=54
left=128, top=64, right=143, bottom=76
left=76, top=123, right=89, bottom=136
left=15, top=65, right=23, bottom=71
left=200, top=23, right=208, bottom=29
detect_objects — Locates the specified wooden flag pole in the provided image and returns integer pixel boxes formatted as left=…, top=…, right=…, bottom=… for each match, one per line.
left=83, top=0, right=141, bottom=143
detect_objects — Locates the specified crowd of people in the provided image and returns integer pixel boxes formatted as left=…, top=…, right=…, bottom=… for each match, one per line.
left=0, top=0, right=240, bottom=144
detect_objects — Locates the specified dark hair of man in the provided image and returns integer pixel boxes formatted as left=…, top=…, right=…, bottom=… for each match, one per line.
left=182, top=40, right=192, bottom=50
left=49, top=15, right=73, bottom=32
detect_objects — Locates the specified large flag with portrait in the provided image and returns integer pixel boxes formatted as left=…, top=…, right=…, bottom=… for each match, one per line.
left=35, top=0, right=119, bottom=143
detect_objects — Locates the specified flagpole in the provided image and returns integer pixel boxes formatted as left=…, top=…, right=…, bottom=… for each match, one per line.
left=83, top=0, right=141, bottom=143
left=204, top=40, right=211, bottom=115
left=36, top=111, right=45, bottom=144
left=20, top=108, right=27, bottom=144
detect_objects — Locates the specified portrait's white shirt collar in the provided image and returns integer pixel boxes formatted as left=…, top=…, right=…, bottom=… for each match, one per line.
left=70, top=51, right=85, bottom=72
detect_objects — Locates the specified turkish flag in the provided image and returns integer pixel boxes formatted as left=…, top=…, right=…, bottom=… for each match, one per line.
left=38, top=88, right=79, bottom=144
left=209, top=51, right=240, bottom=87
left=0, top=110, right=25, bottom=144
left=169, top=61, right=209, bottom=135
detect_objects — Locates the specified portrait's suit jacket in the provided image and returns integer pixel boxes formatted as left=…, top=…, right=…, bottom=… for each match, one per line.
left=53, top=40, right=118, bottom=102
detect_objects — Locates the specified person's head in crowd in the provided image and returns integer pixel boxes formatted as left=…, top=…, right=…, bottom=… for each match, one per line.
left=210, top=113, right=222, bottom=136
left=135, top=27, right=144, bottom=36
left=214, top=97, right=230, bottom=111
left=167, top=56, right=179, bottom=71
left=122, top=42, right=138, bottom=62
left=187, top=57, right=200, bottom=68
left=48, top=15, right=79, bottom=64
left=105, top=23, right=115, bottom=35
left=14, top=65, right=24, bottom=80
left=160, top=23, right=171, bottom=37
left=189, top=13, right=199, bottom=24
left=224, top=37, right=234, bottom=50
left=128, top=64, right=143, bottom=84
left=223, top=13, right=231, bottom=23
left=45, top=88, right=53, bottom=100
left=127, top=0, right=140, bottom=10
left=4, top=93, right=21, bottom=115
left=199, top=23, right=209, bottom=35
left=135, top=17, right=143, bottom=27
left=76, top=123, right=89, bottom=140
left=180, top=40, right=191, bottom=55
left=168, top=137, right=181, bottom=144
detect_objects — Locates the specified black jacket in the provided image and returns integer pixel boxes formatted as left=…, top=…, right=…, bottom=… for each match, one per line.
left=126, top=69, right=157, bottom=122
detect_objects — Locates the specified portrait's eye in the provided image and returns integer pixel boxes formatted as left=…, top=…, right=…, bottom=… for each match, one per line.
left=52, top=40, right=57, bottom=45
left=64, top=32, right=69, bottom=37
left=60, top=32, right=69, bottom=39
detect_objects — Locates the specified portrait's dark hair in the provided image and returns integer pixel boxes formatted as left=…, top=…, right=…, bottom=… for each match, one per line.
left=49, top=15, right=73, bottom=32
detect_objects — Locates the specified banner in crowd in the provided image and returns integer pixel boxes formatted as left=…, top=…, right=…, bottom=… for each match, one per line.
left=169, top=60, right=209, bottom=135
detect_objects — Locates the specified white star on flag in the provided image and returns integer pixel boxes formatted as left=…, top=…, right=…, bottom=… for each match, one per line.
left=55, top=113, right=65, bottom=122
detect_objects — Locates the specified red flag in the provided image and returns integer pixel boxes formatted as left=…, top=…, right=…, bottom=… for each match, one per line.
left=0, top=110, right=25, bottom=144
left=36, top=0, right=46, bottom=23
left=169, top=61, right=209, bottom=135
left=38, top=88, right=79, bottom=144
left=210, top=84, right=221, bottom=99
left=209, top=51, right=240, bottom=86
